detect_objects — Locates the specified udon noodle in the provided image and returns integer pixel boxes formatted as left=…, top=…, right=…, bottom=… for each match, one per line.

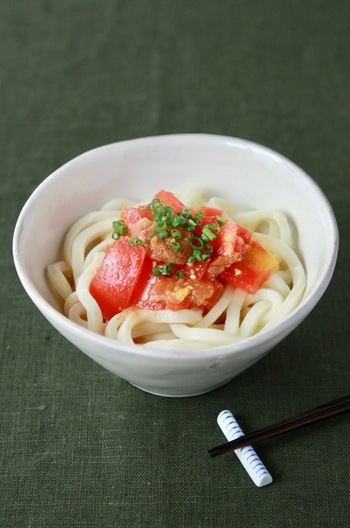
left=47, top=189, right=306, bottom=350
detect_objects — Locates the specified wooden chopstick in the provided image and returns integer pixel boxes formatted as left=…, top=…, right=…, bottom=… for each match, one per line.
left=208, top=394, right=350, bottom=458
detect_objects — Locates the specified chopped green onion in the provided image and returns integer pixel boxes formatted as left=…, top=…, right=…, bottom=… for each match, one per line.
left=176, top=270, right=184, bottom=279
left=172, top=215, right=186, bottom=227
left=200, top=252, right=210, bottom=261
left=203, top=242, right=214, bottom=255
left=112, top=220, right=128, bottom=239
left=181, top=208, right=192, bottom=217
left=152, top=262, right=174, bottom=276
left=147, top=198, right=165, bottom=214
left=187, top=219, right=197, bottom=230
left=190, top=236, right=204, bottom=249
left=187, top=254, right=197, bottom=264
left=171, top=241, right=181, bottom=253
left=171, top=229, right=182, bottom=239
left=129, top=237, right=143, bottom=246
left=216, top=215, right=227, bottom=225
left=202, top=224, right=220, bottom=241
left=154, top=224, right=169, bottom=239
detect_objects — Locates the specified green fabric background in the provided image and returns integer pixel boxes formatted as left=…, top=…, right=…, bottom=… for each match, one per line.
left=1, top=1, right=349, bottom=526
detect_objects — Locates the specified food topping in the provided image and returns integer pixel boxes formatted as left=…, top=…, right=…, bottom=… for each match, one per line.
left=90, top=191, right=279, bottom=319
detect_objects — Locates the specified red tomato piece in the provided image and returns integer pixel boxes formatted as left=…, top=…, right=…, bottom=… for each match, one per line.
left=174, top=261, right=209, bottom=281
left=201, top=278, right=224, bottom=311
left=130, top=257, right=165, bottom=311
left=120, top=205, right=152, bottom=227
left=90, top=237, right=148, bottom=320
left=236, top=224, right=253, bottom=244
left=234, top=224, right=253, bottom=254
left=209, top=220, right=238, bottom=253
left=197, top=215, right=221, bottom=230
left=208, top=221, right=253, bottom=257
left=154, top=190, right=186, bottom=213
left=134, top=271, right=223, bottom=312
left=137, top=275, right=192, bottom=311
left=199, top=206, right=224, bottom=217
left=219, top=239, right=279, bottom=294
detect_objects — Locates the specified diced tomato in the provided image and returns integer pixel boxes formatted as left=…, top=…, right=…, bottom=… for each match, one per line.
left=219, top=239, right=279, bottom=294
left=134, top=271, right=223, bottom=313
left=176, top=261, right=209, bottom=280
left=208, top=221, right=253, bottom=256
left=130, top=258, right=165, bottom=311
left=234, top=224, right=253, bottom=254
left=89, top=237, right=148, bottom=320
left=198, top=215, right=221, bottom=230
left=133, top=278, right=165, bottom=311
left=154, top=190, right=186, bottom=213
left=199, top=206, right=224, bottom=217
left=120, top=205, right=152, bottom=227
left=137, top=275, right=192, bottom=311
left=90, top=191, right=279, bottom=319
left=236, top=224, right=253, bottom=245
left=202, top=279, right=224, bottom=311
left=210, top=220, right=237, bottom=253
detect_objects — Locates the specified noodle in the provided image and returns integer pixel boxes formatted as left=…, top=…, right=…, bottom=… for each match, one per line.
left=47, top=190, right=307, bottom=350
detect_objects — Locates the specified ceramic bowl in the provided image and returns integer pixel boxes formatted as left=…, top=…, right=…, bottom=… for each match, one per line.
left=12, top=134, right=339, bottom=397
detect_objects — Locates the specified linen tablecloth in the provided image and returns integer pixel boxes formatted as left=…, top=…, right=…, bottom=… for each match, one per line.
left=1, top=1, right=349, bottom=526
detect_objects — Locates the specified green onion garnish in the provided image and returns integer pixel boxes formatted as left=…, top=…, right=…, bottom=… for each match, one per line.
left=172, top=215, right=186, bottom=227
left=129, top=237, right=143, bottom=246
left=144, top=198, right=227, bottom=265
left=171, top=229, right=182, bottom=239
left=152, top=262, right=175, bottom=276
left=190, top=236, right=204, bottom=249
left=203, top=242, right=214, bottom=255
left=216, top=216, right=227, bottom=226
left=154, top=224, right=169, bottom=239
left=171, top=241, right=181, bottom=253
left=112, top=220, right=128, bottom=239
left=202, top=224, right=220, bottom=241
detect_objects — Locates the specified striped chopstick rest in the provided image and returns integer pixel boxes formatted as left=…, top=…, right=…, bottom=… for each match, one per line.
left=217, top=410, right=273, bottom=487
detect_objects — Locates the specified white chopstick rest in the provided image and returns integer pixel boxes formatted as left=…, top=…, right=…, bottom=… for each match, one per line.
left=217, top=410, right=273, bottom=487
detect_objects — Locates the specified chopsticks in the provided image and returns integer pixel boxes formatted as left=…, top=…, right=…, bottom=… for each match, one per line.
left=208, top=394, right=350, bottom=458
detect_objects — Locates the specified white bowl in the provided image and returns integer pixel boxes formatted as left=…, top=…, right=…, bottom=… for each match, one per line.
left=12, top=134, right=339, bottom=397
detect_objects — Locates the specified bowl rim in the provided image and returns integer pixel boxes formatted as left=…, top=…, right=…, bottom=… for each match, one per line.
left=12, top=133, right=339, bottom=360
